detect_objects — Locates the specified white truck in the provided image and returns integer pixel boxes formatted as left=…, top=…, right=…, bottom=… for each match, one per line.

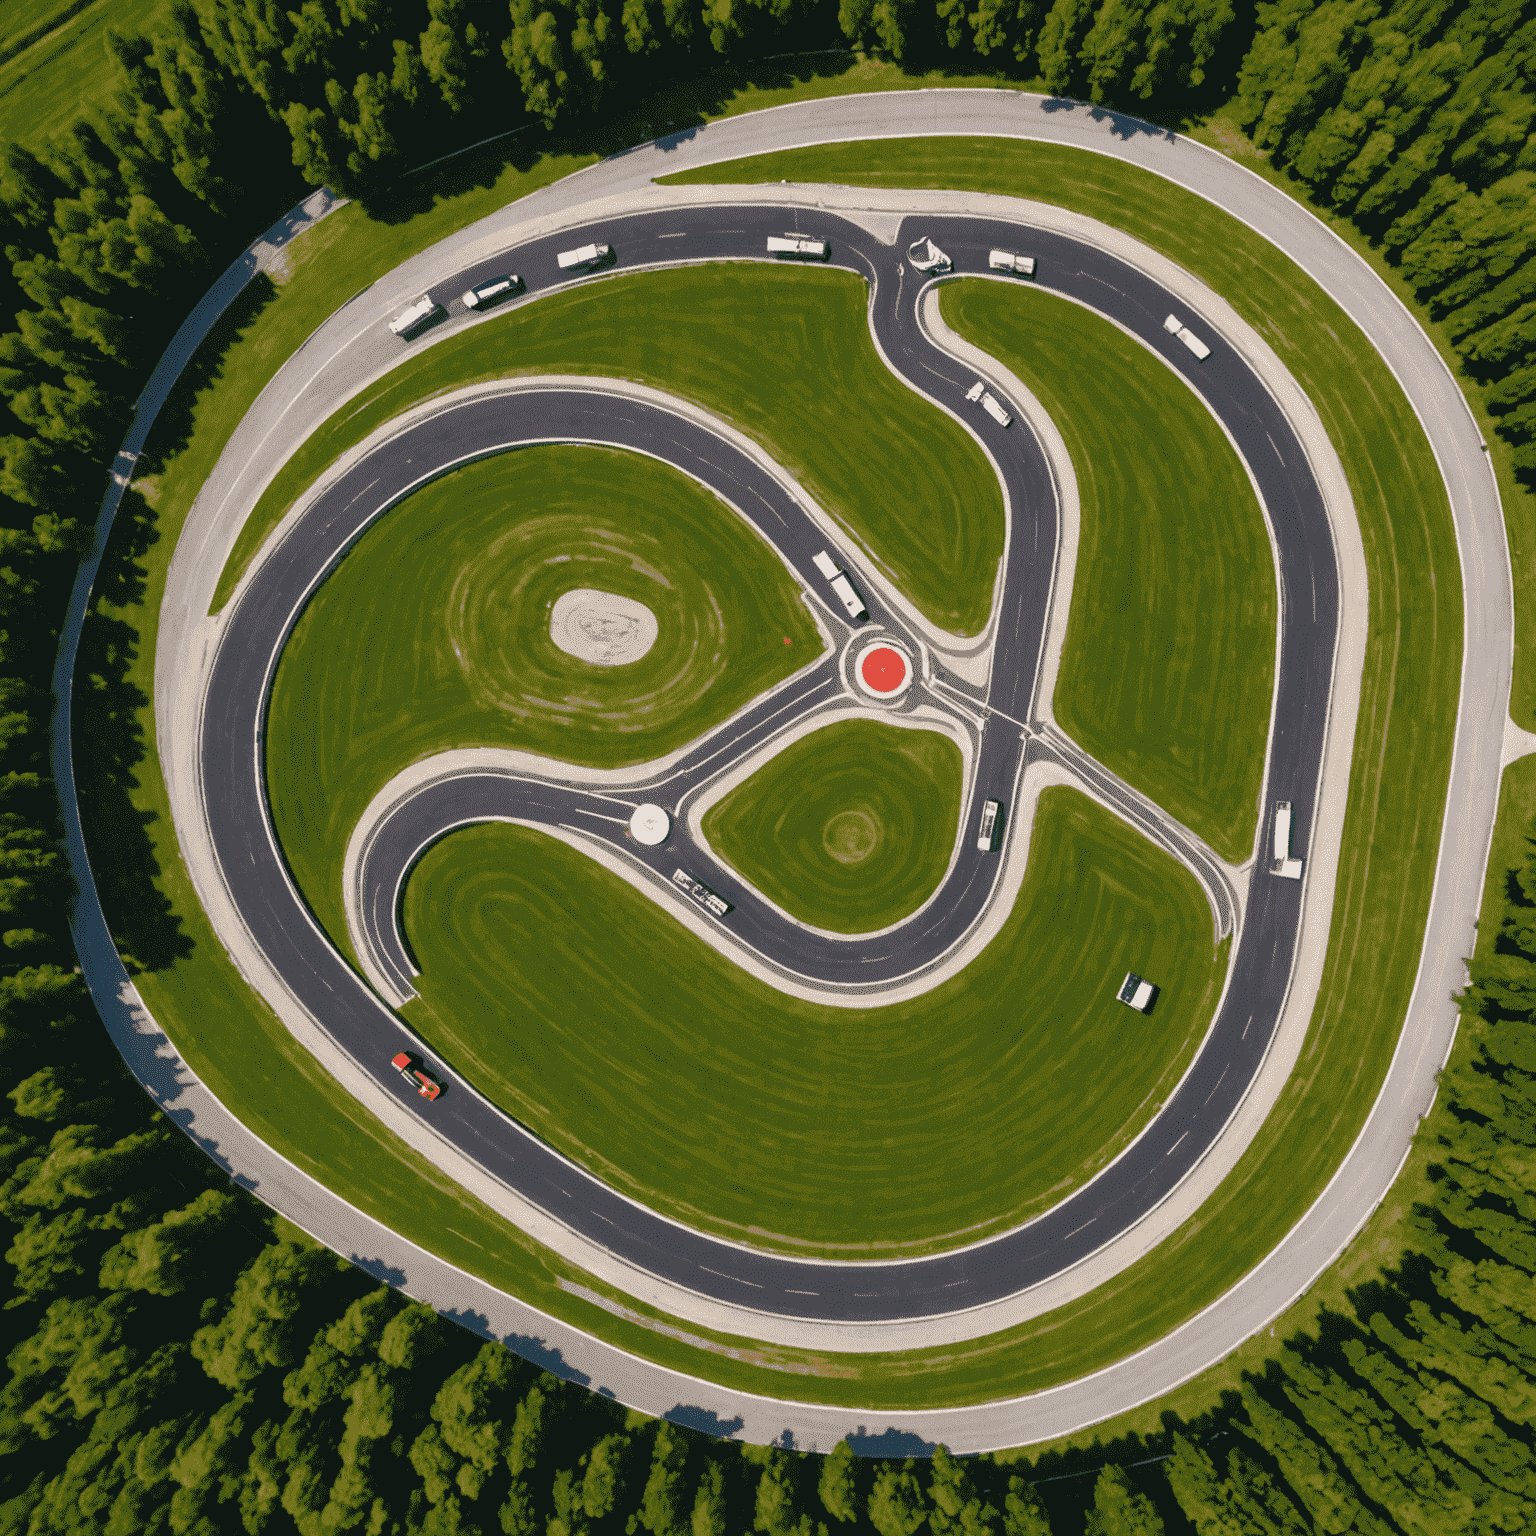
left=387, top=296, right=440, bottom=337
left=1118, top=973, right=1157, bottom=1012
left=462, top=275, right=522, bottom=309
left=1272, top=800, right=1304, bottom=879
left=906, top=236, right=952, bottom=273
left=557, top=242, right=612, bottom=271
left=989, top=249, right=1036, bottom=276
left=965, top=380, right=1012, bottom=427
left=672, top=867, right=733, bottom=918
left=976, top=798, right=1003, bottom=852
left=811, top=551, right=869, bottom=621
left=766, top=234, right=829, bottom=260
left=1163, top=312, right=1212, bottom=360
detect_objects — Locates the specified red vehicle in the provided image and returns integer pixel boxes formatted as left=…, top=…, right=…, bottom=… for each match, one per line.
left=391, top=1051, right=443, bottom=1101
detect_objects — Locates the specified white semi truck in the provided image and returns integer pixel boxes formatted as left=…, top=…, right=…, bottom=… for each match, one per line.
left=1163, top=312, right=1213, bottom=360
left=557, top=242, right=612, bottom=271
left=766, top=234, right=830, bottom=260
left=989, top=249, right=1036, bottom=276
left=965, top=380, right=1012, bottom=426
left=387, top=296, right=441, bottom=337
left=462, top=275, right=522, bottom=309
left=1272, top=800, right=1305, bottom=879
left=810, top=550, right=868, bottom=621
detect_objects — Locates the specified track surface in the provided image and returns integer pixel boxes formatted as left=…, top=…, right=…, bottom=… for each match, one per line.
left=203, top=205, right=1335, bottom=1324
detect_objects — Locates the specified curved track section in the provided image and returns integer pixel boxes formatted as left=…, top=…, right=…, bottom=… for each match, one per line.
left=200, top=206, right=1333, bottom=1327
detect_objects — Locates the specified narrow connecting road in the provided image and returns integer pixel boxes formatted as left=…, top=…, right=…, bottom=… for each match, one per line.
left=199, top=204, right=1337, bottom=1325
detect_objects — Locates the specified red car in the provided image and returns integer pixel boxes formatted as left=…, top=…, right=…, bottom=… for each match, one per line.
left=391, top=1051, right=443, bottom=1101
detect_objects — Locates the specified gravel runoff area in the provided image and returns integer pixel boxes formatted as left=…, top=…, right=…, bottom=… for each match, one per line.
left=57, top=94, right=1502, bottom=1446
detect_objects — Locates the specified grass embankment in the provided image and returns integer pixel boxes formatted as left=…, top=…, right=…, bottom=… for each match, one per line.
left=266, top=446, right=821, bottom=956
left=939, top=282, right=1275, bottom=864
left=211, top=265, right=1004, bottom=635
left=401, top=789, right=1224, bottom=1256
left=87, top=107, right=1464, bottom=1407
left=644, top=135, right=1463, bottom=1398
left=702, top=719, right=962, bottom=934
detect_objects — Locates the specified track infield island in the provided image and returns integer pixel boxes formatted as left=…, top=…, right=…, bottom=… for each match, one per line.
left=398, top=791, right=1224, bottom=1256
left=64, top=96, right=1486, bottom=1436
left=701, top=718, right=963, bottom=935
left=266, top=444, right=823, bottom=958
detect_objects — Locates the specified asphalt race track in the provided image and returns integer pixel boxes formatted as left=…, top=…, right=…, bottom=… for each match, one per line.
left=200, top=204, right=1338, bottom=1325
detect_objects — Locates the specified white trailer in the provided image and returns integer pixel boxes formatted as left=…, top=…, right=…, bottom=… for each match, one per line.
left=766, top=234, right=829, bottom=260
left=672, top=867, right=733, bottom=919
left=906, top=236, right=952, bottom=272
left=976, top=798, right=1003, bottom=852
left=829, top=573, right=868, bottom=621
left=1163, top=313, right=1212, bottom=360
left=462, top=275, right=522, bottom=309
left=557, top=242, right=611, bottom=271
left=387, top=296, right=440, bottom=337
left=1118, top=972, right=1157, bottom=1012
left=811, top=550, right=840, bottom=580
left=982, top=392, right=1012, bottom=427
left=989, top=249, right=1036, bottom=276
left=1272, top=800, right=1304, bottom=879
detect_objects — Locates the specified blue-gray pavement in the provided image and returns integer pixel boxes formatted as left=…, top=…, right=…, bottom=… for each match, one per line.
left=60, top=95, right=1505, bottom=1448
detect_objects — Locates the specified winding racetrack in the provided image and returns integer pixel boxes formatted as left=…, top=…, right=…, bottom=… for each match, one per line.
left=56, top=92, right=1507, bottom=1448
left=206, top=205, right=1330, bottom=1324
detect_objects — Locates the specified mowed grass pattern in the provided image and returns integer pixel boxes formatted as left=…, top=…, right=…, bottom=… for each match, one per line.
left=703, top=719, right=963, bottom=933
left=266, top=447, right=821, bottom=954
left=940, top=281, right=1276, bottom=862
left=401, top=789, right=1227, bottom=1255
left=214, top=266, right=1004, bottom=634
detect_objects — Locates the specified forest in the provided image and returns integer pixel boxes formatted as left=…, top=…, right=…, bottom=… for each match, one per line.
left=0, top=0, right=1533, bottom=1530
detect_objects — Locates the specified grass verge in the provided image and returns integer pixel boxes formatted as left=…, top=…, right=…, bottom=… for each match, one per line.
left=211, top=265, right=1004, bottom=635
left=702, top=718, right=962, bottom=935
left=400, top=788, right=1223, bottom=1257
left=266, top=445, right=822, bottom=957
left=938, top=280, right=1275, bottom=864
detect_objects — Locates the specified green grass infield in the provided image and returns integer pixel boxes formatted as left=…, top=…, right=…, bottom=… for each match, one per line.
left=938, top=280, right=1275, bottom=864
left=701, top=718, right=963, bottom=935
left=400, top=788, right=1225, bottom=1257
left=213, top=265, right=1004, bottom=637
left=265, top=445, right=822, bottom=959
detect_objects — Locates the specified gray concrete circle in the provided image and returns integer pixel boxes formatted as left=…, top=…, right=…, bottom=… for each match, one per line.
left=549, top=587, right=658, bottom=665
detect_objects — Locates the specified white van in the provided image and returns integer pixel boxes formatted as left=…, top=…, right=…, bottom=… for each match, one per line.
left=557, top=242, right=611, bottom=271
left=766, top=234, right=829, bottom=260
left=829, top=573, right=868, bottom=621
left=462, top=275, right=522, bottom=309
left=387, top=296, right=440, bottom=337
left=1118, top=973, right=1157, bottom=1012
left=989, top=249, right=1036, bottom=276
left=976, top=798, right=1003, bottom=852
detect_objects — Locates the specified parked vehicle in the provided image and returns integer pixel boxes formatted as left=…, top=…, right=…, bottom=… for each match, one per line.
left=1117, top=973, right=1157, bottom=1012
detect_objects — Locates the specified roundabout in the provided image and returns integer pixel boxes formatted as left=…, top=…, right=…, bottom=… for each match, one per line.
left=58, top=92, right=1504, bottom=1449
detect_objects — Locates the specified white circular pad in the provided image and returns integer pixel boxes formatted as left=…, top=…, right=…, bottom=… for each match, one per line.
left=549, top=588, right=659, bottom=666
left=629, top=804, right=671, bottom=846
